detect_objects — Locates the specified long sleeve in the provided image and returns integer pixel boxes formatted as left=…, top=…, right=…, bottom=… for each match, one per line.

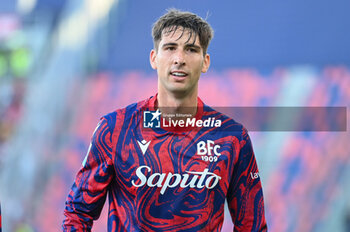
left=63, top=117, right=115, bottom=232
left=227, top=128, right=267, bottom=232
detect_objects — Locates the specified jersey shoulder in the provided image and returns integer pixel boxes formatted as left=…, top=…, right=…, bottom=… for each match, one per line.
left=203, top=104, right=247, bottom=139
left=100, top=96, right=151, bottom=130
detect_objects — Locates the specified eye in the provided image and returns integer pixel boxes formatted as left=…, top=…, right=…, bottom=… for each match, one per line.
left=166, top=46, right=175, bottom=51
left=187, top=47, right=198, bottom=53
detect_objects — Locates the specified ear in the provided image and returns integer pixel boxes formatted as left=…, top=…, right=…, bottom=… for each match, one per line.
left=150, top=49, right=157, bottom=70
left=201, top=53, right=210, bottom=73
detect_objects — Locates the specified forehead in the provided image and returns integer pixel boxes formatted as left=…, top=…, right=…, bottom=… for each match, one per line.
left=160, top=26, right=200, bottom=46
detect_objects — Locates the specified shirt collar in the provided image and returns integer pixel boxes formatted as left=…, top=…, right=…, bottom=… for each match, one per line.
left=147, top=93, right=204, bottom=133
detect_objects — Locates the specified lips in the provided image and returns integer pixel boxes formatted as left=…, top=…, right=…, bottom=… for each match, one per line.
left=170, top=71, right=188, bottom=80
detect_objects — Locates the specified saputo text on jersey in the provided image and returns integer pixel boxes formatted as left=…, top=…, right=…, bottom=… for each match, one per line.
left=132, top=165, right=222, bottom=194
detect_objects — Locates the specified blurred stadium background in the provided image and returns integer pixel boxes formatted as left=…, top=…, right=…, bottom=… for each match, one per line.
left=0, top=0, right=350, bottom=231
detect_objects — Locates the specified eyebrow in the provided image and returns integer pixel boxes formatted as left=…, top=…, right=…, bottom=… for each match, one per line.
left=161, top=43, right=201, bottom=50
left=185, top=44, right=201, bottom=50
left=162, top=43, right=178, bottom=48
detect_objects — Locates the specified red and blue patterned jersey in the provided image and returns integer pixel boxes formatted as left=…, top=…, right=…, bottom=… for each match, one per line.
left=63, top=95, right=267, bottom=231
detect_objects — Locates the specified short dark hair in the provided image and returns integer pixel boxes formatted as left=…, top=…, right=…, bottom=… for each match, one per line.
left=152, top=9, right=214, bottom=55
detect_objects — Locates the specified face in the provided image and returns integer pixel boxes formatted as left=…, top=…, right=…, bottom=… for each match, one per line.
left=150, top=27, right=210, bottom=97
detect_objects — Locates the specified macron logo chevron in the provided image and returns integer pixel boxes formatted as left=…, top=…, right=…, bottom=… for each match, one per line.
left=137, top=140, right=151, bottom=155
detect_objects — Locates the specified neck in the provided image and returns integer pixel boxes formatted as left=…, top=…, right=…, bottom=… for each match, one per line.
left=157, top=89, right=198, bottom=116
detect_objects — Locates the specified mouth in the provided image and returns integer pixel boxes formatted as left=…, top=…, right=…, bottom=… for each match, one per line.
left=170, top=71, right=188, bottom=81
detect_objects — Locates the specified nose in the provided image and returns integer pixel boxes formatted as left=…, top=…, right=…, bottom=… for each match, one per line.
left=173, top=50, right=185, bottom=66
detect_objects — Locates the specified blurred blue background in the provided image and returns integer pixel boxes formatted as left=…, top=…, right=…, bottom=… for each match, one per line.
left=0, top=0, right=349, bottom=231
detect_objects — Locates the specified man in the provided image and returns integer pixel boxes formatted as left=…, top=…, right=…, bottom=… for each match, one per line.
left=63, top=9, right=267, bottom=231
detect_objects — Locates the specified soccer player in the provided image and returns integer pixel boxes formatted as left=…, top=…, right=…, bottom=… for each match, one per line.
left=63, top=9, right=267, bottom=231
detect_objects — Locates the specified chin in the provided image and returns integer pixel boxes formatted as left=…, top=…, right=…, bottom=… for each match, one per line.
left=171, top=84, right=190, bottom=91
left=169, top=86, right=196, bottom=96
